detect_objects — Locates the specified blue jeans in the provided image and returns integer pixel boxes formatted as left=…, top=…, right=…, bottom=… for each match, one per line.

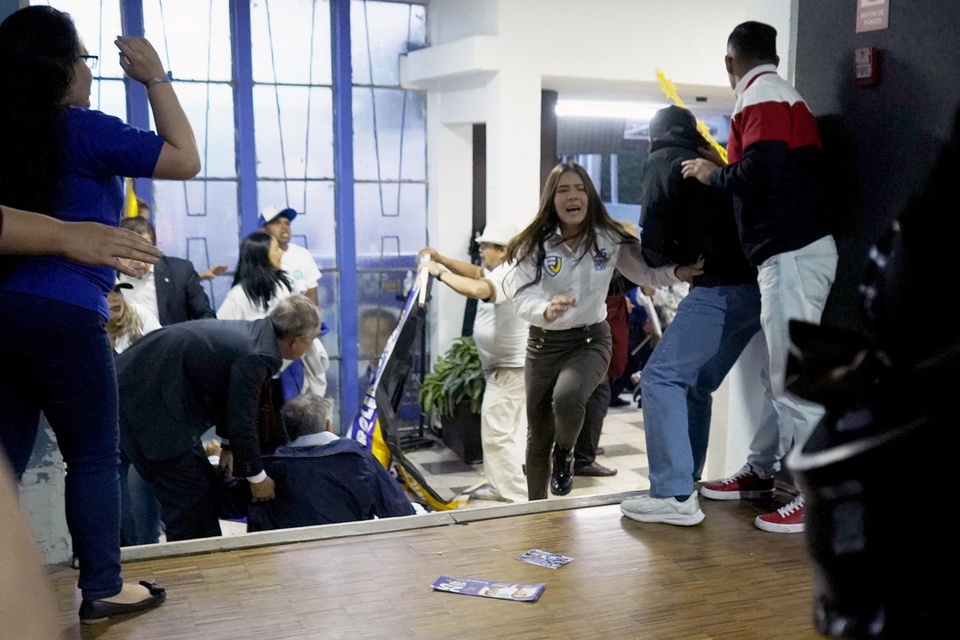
left=641, top=283, right=772, bottom=498
left=0, top=291, right=123, bottom=600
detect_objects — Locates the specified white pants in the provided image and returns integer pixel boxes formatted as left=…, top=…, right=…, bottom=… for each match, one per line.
left=481, top=367, right=528, bottom=502
left=749, top=235, right=838, bottom=476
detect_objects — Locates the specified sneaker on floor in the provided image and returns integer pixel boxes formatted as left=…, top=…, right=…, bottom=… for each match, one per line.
left=755, top=495, right=805, bottom=533
left=700, top=464, right=775, bottom=500
left=620, top=492, right=705, bottom=526
left=470, top=487, right=504, bottom=501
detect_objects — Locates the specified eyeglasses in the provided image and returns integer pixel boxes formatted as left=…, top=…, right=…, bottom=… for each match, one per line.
left=79, top=54, right=99, bottom=70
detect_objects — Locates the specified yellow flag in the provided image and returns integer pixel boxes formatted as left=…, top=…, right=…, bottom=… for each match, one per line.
left=655, top=69, right=728, bottom=164
left=123, top=177, right=139, bottom=218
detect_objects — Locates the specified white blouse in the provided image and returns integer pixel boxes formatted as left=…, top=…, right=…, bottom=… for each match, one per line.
left=502, top=228, right=678, bottom=330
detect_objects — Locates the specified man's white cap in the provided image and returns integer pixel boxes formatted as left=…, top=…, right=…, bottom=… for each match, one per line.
left=476, top=220, right=519, bottom=246
left=259, top=206, right=298, bottom=227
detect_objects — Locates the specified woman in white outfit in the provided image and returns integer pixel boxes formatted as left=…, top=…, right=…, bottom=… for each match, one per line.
left=503, top=163, right=702, bottom=500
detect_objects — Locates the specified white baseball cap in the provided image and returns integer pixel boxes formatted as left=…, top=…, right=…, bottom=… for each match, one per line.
left=259, top=206, right=298, bottom=227
left=475, top=220, right=519, bottom=246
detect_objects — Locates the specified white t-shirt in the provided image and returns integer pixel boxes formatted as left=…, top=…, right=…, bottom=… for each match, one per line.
left=281, top=243, right=321, bottom=295
left=217, top=282, right=294, bottom=321
left=117, top=266, right=160, bottom=322
left=472, top=262, right=528, bottom=373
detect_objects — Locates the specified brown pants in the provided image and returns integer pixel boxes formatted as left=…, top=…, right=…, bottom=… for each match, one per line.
left=524, top=322, right=611, bottom=500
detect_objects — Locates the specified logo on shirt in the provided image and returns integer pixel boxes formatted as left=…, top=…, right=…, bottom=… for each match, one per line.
left=545, top=256, right=562, bottom=276
left=593, top=248, right=610, bottom=271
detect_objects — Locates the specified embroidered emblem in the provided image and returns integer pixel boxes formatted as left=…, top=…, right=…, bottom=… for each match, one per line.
left=593, top=248, right=610, bottom=271
left=545, top=256, right=562, bottom=276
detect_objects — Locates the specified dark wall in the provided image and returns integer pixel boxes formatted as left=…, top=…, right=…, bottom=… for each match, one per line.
left=795, top=0, right=960, bottom=330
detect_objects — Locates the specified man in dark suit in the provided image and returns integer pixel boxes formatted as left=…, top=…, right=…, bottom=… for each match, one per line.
left=117, top=295, right=320, bottom=541
left=117, top=215, right=216, bottom=325
left=248, top=395, right=415, bottom=532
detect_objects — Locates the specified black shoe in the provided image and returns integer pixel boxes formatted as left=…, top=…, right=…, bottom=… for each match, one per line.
left=574, top=462, right=618, bottom=477
left=595, top=446, right=605, bottom=456
left=550, top=446, right=574, bottom=496
left=79, top=581, right=166, bottom=625
left=609, top=396, right=629, bottom=408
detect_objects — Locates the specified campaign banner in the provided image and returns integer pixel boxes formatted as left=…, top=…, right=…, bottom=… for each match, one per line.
left=348, top=276, right=466, bottom=511
left=431, top=576, right=545, bottom=602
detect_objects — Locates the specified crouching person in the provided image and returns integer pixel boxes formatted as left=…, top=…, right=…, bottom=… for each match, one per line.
left=248, top=395, right=415, bottom=531
left=117, top=295, right=320, bottom=541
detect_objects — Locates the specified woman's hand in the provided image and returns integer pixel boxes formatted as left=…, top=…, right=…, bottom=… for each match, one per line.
left=543, top=295, right=576, bottom=322
left=60, top=222, right=162, bottom=277
left=114, top=37, right=167, bottom=85
left=674, top=257, right=705, bottom=284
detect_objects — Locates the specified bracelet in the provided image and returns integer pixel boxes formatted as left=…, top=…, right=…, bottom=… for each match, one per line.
left=144, top=75, right=172, bottom=89
left=437, top=271, right=445, bottom=284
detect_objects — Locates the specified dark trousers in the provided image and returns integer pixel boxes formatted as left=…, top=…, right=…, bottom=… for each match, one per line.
left=524, top=323, right=611, bottom=500
left=575, top=378, right=611, bottom=466
left=0, top=291, right=123, bottom=600
left=121, top=431, right=222, bottom=542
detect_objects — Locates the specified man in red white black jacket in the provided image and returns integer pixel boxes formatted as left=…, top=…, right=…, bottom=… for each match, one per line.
left=681, top=21, right=838, bottom=534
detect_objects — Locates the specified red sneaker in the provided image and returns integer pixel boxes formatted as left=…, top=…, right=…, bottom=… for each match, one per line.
left=700, top=464, right=775, bottom=500
left=755, top=495, right=805, bottom=533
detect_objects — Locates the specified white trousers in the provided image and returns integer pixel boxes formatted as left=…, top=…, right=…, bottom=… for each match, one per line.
left=749, top=235, right=838, bottom=476
left=481, top=366, right=528, bottom=502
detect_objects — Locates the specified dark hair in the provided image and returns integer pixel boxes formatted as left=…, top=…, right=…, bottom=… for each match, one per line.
left=280, top=395, right=333, bottom=441
left=119, top=216, right=157, bottom=246
left=648, top=105, right=708, bottom=149
left=505, top=162, right=633, bottom=292
left=233, top=231, right=292, bottom=310
left=0, top=6, right=79, bottom=213
left=728, top=21, right=778, bottom=62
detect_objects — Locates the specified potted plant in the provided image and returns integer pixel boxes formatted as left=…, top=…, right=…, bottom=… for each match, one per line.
left=419, top=336, right=485, bottom=464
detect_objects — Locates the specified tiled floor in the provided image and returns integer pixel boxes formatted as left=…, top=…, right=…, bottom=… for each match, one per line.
left=402, top=392, right=650, bottom=510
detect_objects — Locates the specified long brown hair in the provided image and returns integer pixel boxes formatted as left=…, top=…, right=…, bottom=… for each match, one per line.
left=505, top=162, right=634, bottom=292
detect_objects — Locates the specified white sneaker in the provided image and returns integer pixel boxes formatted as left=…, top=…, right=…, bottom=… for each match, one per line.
left=470, top=487, right=504, bottom=501
left=619, top=492, right=705, bottom=526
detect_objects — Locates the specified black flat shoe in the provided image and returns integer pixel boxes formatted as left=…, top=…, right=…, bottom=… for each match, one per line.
left=79, top=580, right=166, bottom=624
left=550, top=446, right=574, bottom=496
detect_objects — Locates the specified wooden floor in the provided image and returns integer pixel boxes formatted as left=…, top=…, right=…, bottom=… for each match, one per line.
left=50, top=495, right=822, bottom=640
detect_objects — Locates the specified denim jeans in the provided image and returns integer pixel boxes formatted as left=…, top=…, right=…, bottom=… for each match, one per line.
left=641, top=283, right=774, bottom=498
left=0, top=291, right=123, bottom=600
left=753, top=235, right=838, bottom=471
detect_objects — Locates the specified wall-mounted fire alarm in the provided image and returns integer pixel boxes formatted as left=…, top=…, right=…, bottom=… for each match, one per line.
left=855, top=47, right=879, bottom=86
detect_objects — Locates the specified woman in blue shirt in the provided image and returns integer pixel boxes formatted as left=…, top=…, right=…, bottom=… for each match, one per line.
left=0, top=6, right=199, bottom=624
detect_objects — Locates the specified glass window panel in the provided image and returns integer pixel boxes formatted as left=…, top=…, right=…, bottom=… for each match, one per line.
left=353, top=88, right=426, bottom=182
left=256, top=179, right=337, bottom=264
left=149, top=83, right=237, bottom=179
left=142, top=0, right=232, bottom=82
left=151, top=178, right=241, bottom=313
left=89, top=79, right=127, bottom=120
left=251, top=0, right=332, bottom=86
left=33, top=0, right=126, bottom=80
left=316, top=271, right=340, bottom=358
left=351, top=0, right=426, bottom=86
left=253, top=85, right=335, bottom=180
left=354, top=182, right=426, bottom=258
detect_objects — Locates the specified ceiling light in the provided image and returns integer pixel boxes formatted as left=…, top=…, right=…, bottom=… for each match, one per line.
left=555, top=99, right=670, bottom=120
